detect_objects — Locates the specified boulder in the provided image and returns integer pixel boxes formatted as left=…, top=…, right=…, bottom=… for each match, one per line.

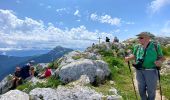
left=30, top=86, right=103, bottom=100
left=59, top=59, right=110, bottom=84
left=57, top=51, right=101, bottom=69
left=0, top=90, right=29, bottom=100
left=0, top=74, right=13, bottom=94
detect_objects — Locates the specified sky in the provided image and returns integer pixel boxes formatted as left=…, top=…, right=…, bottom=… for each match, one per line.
left=0, top=0, right=170, bottom=51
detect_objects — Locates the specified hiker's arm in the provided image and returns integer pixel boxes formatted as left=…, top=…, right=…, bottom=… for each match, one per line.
left=155, top=56, right=166, bottom=67
left=159, top=56, right=166, bottom=62
left=155, top=44, right=166, bottom=67
left=125, top=54, right=135, bottom=62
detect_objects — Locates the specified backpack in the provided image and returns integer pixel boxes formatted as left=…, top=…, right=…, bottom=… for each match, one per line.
left=135, top=42, right=162, bottom=69
left=134, top=42, right=159, bottom=57
left=20, top=65, right=30, bottom=79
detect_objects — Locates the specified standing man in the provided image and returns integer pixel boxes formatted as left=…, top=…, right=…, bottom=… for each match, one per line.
left=125, top=32, right=165, bottom=100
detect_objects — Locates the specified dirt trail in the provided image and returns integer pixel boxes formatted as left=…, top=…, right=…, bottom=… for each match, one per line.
left=133, top=72, right=167, bottom=100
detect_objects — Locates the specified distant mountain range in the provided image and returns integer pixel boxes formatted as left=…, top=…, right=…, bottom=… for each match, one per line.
left=0, top=49, right=50, bottom=57
left=0, top=46, right=73, bottom=81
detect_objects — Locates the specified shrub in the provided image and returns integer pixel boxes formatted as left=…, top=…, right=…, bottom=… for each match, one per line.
left=162, top=46, right=170, bottom=56
left=48, top=62, right=55, bottom=69
left=53, top=58, right=62, bottom=68
left=17, top=76, right=61, bottom=93
left=98, top=49, right=113, bottom=57
left=72, top=55, right=82, bottom=60
left=161, top=74, right=170, bottom=99
left=103, top=56, right=124, bottom=68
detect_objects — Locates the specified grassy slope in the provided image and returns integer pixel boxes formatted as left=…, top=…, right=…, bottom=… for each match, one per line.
left=161, top=74, right=170, bottom=100
left=91, top=50, right=140, bottom=100
left=161, top=57, right=170, bottom=99
left=16, top=48, right=170, bottom=99
left=92, top=49, right=170, bottom=100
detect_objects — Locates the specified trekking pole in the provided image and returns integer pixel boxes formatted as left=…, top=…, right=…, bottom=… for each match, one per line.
left=127, top=61, right=138, bottom=100
left=157, top=69, right=162, bottom=100
left=124, top=50, right=138, bottom=99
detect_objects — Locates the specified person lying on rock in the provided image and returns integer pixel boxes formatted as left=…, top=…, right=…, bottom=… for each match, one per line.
left=38, top=66, right=52, bottom=79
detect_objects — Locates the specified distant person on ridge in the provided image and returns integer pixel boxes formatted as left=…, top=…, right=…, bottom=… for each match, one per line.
left=125, top=32, right=165, bottom=100
left=106, top=37, right=110, bottom=42
left=113, top=36, right=119, bottom=43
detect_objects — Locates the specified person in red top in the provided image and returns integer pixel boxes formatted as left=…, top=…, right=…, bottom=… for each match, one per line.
left=44, top=67, right=51, bottom=77
left=39, top=66, right=52, bottom=79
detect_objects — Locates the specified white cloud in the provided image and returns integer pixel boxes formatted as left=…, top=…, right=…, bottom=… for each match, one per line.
left=74, top=10, right=81, bottom=17
left=90, top=13, right=121, bottom=26
left=0, top=9, right=115, bottom=51
left=76, top=19, right=81, bottom=22
left=148, top=0, right=170, bottom=14
left=56, top=8, right=70, bottom=16
left=126, top=22, right=135, bottom=25
left=56, top=8, right=66, bottom=12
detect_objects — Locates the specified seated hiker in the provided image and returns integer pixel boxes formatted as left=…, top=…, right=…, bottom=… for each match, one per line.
left=29, top=66, right=38, bottom=77
left=39, top=66, right=52, bottom=79
left=20, top=63, right=31, bottom=79
left=10, top=67, right=22, bottom=89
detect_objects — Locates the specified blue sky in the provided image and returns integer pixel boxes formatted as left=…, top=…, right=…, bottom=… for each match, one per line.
left=0, top=0, right=170, bottom=51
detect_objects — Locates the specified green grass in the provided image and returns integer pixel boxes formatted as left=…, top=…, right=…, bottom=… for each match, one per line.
left=72, top=55, right=82, bottom=60
left=98, top=49, right=170, bottom=99
left=90, top=51, right=140, bottom=100
left=161, top=74, right=170, bottom=100
left=162, top=46, right=170, bottom=57
left=17, top=45, right=170, bottom=99
left=17, top=76, right=61, bottom=93
left=93, top=64, right=139, bottom=99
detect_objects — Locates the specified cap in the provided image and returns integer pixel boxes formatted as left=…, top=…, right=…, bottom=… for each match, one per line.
left=136, top=32, right=155, bottom=38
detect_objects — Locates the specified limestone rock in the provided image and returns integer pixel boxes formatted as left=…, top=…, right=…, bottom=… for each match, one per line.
left=59, top=59, right=110, bottom=84
left=0, top=90, right=29, bottom=100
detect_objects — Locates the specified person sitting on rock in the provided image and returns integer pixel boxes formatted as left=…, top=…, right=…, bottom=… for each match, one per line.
left=10, top=67, right=22, bottom=89
left=29, top=66, right=38, bottom=77
left=39, top=66, right=52, bottom=79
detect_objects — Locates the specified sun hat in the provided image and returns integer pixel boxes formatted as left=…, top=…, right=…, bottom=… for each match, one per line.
left=136, top=32, right=155, bottom=38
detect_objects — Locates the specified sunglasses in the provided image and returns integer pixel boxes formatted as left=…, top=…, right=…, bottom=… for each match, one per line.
left=138, top=37, right=144, bottom=39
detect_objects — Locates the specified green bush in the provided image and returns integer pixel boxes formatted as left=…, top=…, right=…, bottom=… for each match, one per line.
left=98, top=49, right=113, bottom=57
left=17, top=76, right=61, bottom=93
left=48, top=62, right=55, bottom=69
left=161, top=74, right=170, bottom=99
left=53, top=58, right=62, bottom=68
left=162, top=46, right=170, bottom=56
left=45, top=76, right=61, bottom=88
left=72, top=55, right=82, bottom=60
left=103, top=56, right=124, bottom=68
left=16, top=82, right=41, bottom=93
left=94, top=55, right=138, bottom=99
